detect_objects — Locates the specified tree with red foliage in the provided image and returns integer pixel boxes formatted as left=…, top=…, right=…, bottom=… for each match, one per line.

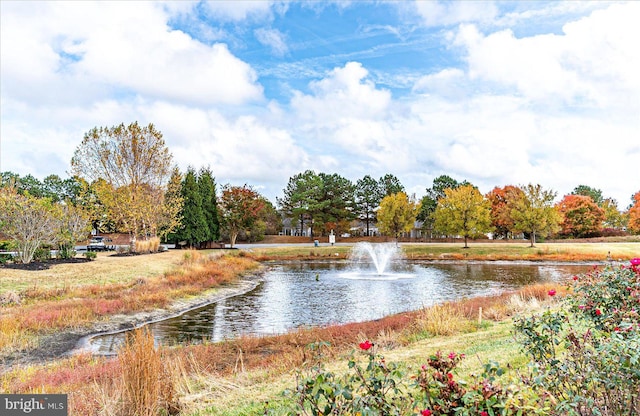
left=628, top=191, right=640, bottom=234
left=556, top=194, right=605, bottom=238
left=219, top=185, right=265, bottom=247
left=486, top=185, right=523, bottom=239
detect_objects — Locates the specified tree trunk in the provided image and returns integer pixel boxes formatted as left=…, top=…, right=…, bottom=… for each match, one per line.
left=230, top=231, right=238, bottom=248
left=530, top=231, right=536, bottom=247
left=463, top=235, right=469, bottom=248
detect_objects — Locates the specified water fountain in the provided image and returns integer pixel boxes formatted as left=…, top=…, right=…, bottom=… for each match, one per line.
left=343, top=242, right=414, bottom=279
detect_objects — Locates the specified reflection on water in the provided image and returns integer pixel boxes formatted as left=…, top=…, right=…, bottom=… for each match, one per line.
left=89, top=261, right=587, bottom=354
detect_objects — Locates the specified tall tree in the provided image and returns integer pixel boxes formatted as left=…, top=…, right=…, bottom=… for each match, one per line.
left=433, top=185, right=493, bottom=248
left=173, top=168, right=207, bottom=248
left=198, top=167, right=220, bottom=242
left=257, top=197, right=282, bottom=236
left=376, top=192, right=417, bottom=239
left=16, top=174, right=46, bottom=198
left=486, top=185, right=523, bottom=239
left=556, top=194, right=605, bottom=238
left=419, top=175, right=470, bottom=238
left=601, top=198, right=625, bottom=229
left=572, top=185, right=604, bottom=206
left=277, top=170, right=324, bottom=238
left=627, top=191, right=640, bottom=234
left=219, top=185, right=265, bottom=247
left=508, top=184, right=561, bottom=247
left=355, top=175, right=383, bottom=236
left=158, top=167, right=183, bottom=241
left=379, top=174, right=405, bottom=197
left=70, top=122, right=174, bottom=242
left=317, top=172, right=355, bottom=235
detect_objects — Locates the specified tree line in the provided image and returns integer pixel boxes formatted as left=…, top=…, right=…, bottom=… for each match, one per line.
left=2, top=121, right=639, bottom=263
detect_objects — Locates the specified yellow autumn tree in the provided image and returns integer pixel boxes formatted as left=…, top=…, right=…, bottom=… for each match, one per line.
left=433, top=184, right=493, bottom=248
left=376, top=192, right=418, bottom=240
left=71, top=122, right=178, bottom=246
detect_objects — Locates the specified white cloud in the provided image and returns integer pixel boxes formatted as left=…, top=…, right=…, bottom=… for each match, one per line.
left=414, top=1, right=499, bottom=27
left=453, top=2, right=640, bottom=112
left=0, top=2, right=264, bottom=106
left=292, top=62, right=391, bottom=121
left=254, top=28, right=289, bottom=57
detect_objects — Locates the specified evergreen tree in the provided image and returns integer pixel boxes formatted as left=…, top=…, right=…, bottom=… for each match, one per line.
left=379, top=173, right=405, bottom=197
left=355, top=175, right=383, bottom=236
left=175, top=167, right=208, bottom=247
left=198, top=167, right=220, bottom=242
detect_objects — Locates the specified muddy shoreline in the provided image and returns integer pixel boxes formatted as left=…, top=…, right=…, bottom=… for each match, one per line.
left=2, top=279, right=260, bottom=370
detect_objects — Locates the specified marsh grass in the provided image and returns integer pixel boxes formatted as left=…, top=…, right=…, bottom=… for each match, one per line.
left=118, top=328, right=179, bottom=416
left=0, top=253, right=259, bottom=358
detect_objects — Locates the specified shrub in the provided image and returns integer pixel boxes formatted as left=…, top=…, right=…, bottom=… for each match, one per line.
left=0, top=253, right=13, bottom=264
left=0, top=240, right=14, bottom=251
left=84, top=251, right=97, bottom=261
left=33, top=246, right=51, bottom=262
left=116, top=245, right=130, bottom=254
left=289, top=342, right=535, bottom=415
left=513, top=259, right=640, bottom=415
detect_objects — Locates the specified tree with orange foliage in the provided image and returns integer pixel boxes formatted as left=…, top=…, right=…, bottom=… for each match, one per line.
left=628, top=191, right=640, bottom=234
left=219, top=185, right=266, bottom=247
left=486, top=185, right=523, bottom=239
left=556, top=194, right=605, bottom=238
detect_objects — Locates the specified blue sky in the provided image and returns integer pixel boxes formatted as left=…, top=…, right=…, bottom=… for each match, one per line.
left=1, top=1, right=638, bottom=207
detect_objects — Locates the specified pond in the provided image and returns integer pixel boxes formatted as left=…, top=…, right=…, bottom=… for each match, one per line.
left=87, top=258, right=587, bottom=355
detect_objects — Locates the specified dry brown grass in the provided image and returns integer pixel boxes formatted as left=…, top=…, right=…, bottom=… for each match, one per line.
left=133, top=237, right=161, bottom=254
left=118, top=328, right=179, bottom=416
left=411, top=303, right=475, bottom=336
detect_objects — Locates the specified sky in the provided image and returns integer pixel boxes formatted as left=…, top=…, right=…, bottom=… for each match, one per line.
left=1, top=1, right=639, bottom=208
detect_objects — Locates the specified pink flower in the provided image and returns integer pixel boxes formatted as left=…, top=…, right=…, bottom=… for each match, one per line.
left=548, top=289, right=557, bottom=297
left=359, top=340, right=373, bottom=351
left=447, top=372, right=454, bottom=381
left=421, top=410, right=432, bottom=416
left=630, top=258, right=640, bottom=266
left=448, top=352, right=457, bottom=360
left=595, top=309, right=602, bottom=316
left=480, top=412, right=489, bottom=416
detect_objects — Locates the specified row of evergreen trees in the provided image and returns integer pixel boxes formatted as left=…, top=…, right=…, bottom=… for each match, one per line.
left=167, top=167, right=220, bottom=248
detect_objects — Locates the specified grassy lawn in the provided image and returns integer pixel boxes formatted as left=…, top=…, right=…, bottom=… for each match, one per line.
left=0, top=250, right=188, bottom=293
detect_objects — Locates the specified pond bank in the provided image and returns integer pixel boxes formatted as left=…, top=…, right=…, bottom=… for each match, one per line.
left=3, top=279, right=261, bottom=369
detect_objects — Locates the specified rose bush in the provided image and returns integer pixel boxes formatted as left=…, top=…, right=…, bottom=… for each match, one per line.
left=514, top=259, right=640, bottom=415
